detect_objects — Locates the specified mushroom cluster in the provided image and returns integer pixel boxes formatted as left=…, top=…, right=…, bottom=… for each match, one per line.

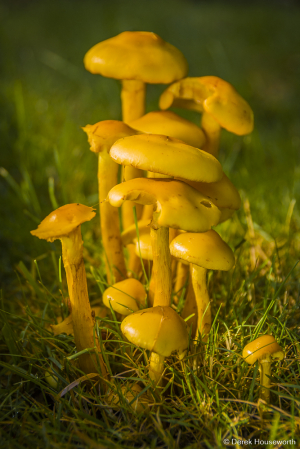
left=30, top=31, right=286, bottom=407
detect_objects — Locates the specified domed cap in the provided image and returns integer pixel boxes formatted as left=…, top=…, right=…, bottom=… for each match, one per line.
left=84, top=31, right=188, bottom=84
left=129, top=111, right=206, bottom=148
left=103, top=279, right=146, bottom=316
left=82, top=120, right=138, bottom=153
left=243, top=335, right=284, bottom=365
left=107, top=383, right=151, bottom=412
left=30, top=204, right=96, bottom=242
left=134, top=233, right=153, bottom=261
left=170, top=230, right=235, bottom=271
left=110, top=134, right=223, bottom=183
left=180, top=173, right=241, bottom=210
left=121, top=219, right=151, bottom=246
left=159, top=76, right=254, bottom=135
left=108, top=178, right=221, bottom=232
left=121, top=306, right=188, bottom=358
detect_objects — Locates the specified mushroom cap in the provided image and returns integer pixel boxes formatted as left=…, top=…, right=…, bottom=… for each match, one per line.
left=110, top=134, right=223, bottom=183
left=134, top=233, right=153, bottom=261
left=108, top=178, right=221, bottom=232
left=170, top=230, right=235, bottom=271
left=159, top=76, right=254, bottom=135
left=121, top=219, right=151, bottom=246
left=84, top=31, right=188, bottom=84
left=129, top=111, right=206, bottom=148
left=178, top=173, right=241, bottom=210
left=242, top=335, right=284, bottom=365
left=82, top=120, right=138, bottom=153
left=103, top=279, right=146, bottom=316
left=121, top=306, right=188, bottom=358
left=30, top=204, right=96, bottom=242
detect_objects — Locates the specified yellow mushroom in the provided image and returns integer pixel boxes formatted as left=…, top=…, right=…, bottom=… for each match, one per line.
left=243, top=335, right=284, bottom=404
left=108, top=178, right=221, bottom=308
left=82, top=120, right=139, bottom=283
left=121, top=306, right=188, bottom=386
left=107, top=383, right=151, bottom=413
left=103, top=278, right=146, bottom=319
left=159, top=76, right=254, bottom=158
left=170, top=230, right=235, bottom=339
left=31, top=204, right=108, bottom=381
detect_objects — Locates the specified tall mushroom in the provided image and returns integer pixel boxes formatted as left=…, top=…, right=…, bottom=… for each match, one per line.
left=170, top=230, right=235, bottom=339
left=243, top=335, right=284, bottom=404
left=84, top=31, right=188, bottom=229
left=31, top=204, right=108, bottom=381
left=82, top=120, right=138, bottom=283
left=108, top=178, right=221, bottom=308
left=159, top=76, right=254, bottom=158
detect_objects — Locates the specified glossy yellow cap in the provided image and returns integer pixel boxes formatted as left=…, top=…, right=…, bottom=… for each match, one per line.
left=243, top=335, right=284, bottom=365
left=103, top=279, right=146, bottom=316
left=108, top=178, right=221, bottom=232
left=121, top=306, right=188, bottom=358
left=84, top=31, right=188, bottom=84
left=170, top=230, right=235, bottom=270
left=82, top=120, right=137, bottom=153
left=121, top=220, right=151, bottom=246
left=159, top=76, right=254, bottom=135
left=179, top=173, right=241, bottom=210
left=30, top=204, right=95, bottom=242
left=134, top=233, right=153, bottom=261
left=110, top=134, right=223, bottom=183
left=129, top=111, right=206, bottom=148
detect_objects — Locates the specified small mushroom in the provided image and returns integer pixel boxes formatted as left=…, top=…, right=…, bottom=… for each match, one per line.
left=31, top=204, right=108, bottom=380
left=170, top=230, right=235, bottom=340
left=103, top=278, right=146, bottom=319
left=121, top=306, right=188, bottom=386
left=242, top=335, right=284, bottom=404
left=159, top=76, right=254, bottom=158
left=107, top=383, right=151, bottom=413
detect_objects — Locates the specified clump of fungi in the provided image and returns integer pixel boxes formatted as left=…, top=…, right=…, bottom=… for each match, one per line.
left=30, top=30, right=286, bottom=412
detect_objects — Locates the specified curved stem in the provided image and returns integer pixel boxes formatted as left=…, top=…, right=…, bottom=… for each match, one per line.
left=149, top=352, right=165, bottom=386
left=98, top=151, right=127, bottom=284
left=191, top=265, right=211, bottom=341
left=151, top=226, right=172, bottom=307
left=181, top=265, right=198, bottom=338
left=61, top=227, right=108, bottom=384
left=259, top=354, right=272, bottom=404
left=201, top=111, right=221, bottom=158
left=173, top=262, right=189, bottom=305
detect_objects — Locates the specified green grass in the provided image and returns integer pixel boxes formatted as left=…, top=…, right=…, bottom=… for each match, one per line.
left=1, top=0, right=300, bottom=447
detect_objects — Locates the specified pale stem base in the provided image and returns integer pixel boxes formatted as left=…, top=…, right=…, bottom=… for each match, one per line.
left=191, top=265, right=211, bottom=341
left=259, top=354, right=272, bottom=404
left=149, top=352, right=165, bottom=386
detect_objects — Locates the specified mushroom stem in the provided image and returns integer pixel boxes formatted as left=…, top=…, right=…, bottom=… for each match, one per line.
left=201, top=111, right=221, bottom=158
left=61, top=227, right=108, bottom=381
left=181, top=266, right=198, bottom=337
left=149, top=352, right=165, bottom=386
left=259, top=354, right=272, bottom=404
left=151, top=226, right=172, bottom=307
left=191, top=265, right=211, bottom=340
left=148, top=269, right=155, bottom=306
left=173, top=262, right=189, bottom=304
left=99, top=151, right=127, bottom=284
left=121, top=79, right=146, bottom=123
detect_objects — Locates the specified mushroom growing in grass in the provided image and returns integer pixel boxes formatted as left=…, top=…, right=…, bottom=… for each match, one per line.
left=82, top=120, right=138, bottom=283
left=31, top=204, right=108, bottom=381
left=108, top=178, right=221, bottom=308
left=107, top=382, right=151, bottom=413
left=243, top=335, right=284, bottom=404
left=159, top=76, right=254, bottom=158
left=170, top=230, right=235, bottom=340
left=103, top=278, right=146, bottom=320
left=121, top=306, right=188, bottom=386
